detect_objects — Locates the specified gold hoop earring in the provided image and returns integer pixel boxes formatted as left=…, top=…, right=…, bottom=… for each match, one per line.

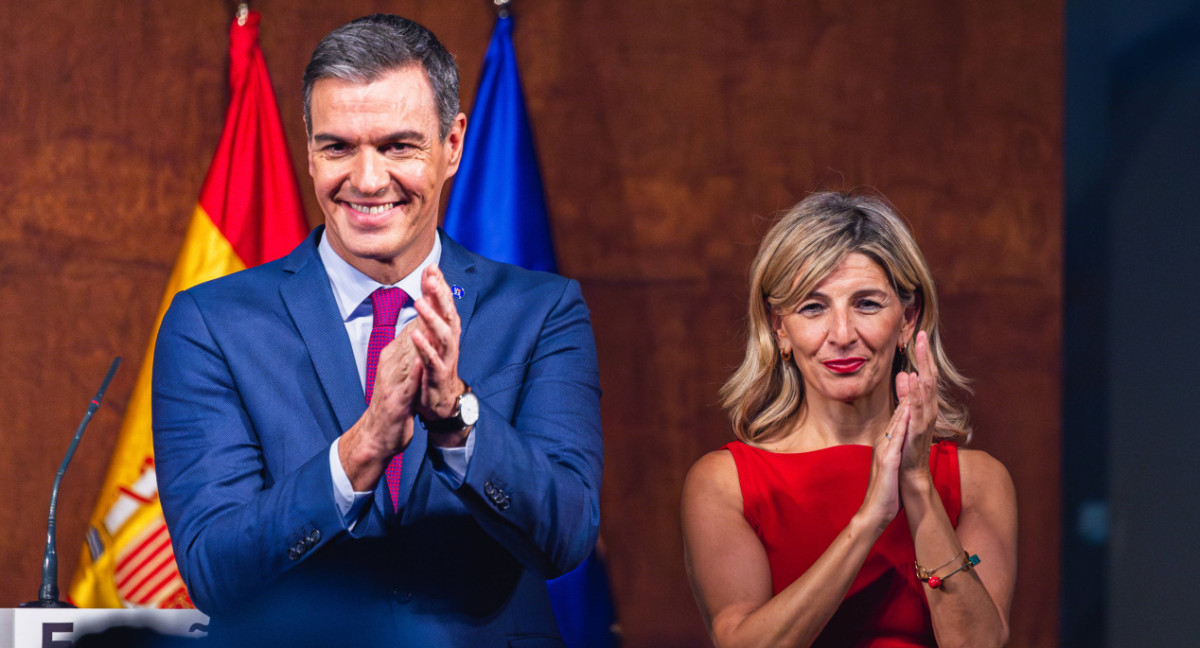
left=898, top=343, right=907, bottom=356
left=780, top=348, right=792, bottom=362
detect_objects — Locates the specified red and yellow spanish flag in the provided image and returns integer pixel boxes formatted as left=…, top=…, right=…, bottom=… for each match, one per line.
left=69, top=6, right=308, bottom=608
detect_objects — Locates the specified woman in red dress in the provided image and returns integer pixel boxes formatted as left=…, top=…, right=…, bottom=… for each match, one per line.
left=682, top=191, right=1016, bottom=647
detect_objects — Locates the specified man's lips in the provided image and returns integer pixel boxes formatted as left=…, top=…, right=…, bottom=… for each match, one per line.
left=338, top=200, right=407, bottom=227
left=343, top=201, right=399, bottom=215
left=823, top=358, right=866, bottom=374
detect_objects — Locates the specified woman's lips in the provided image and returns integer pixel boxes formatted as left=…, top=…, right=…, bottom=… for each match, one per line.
left=823, top=358, right=866, bottom=374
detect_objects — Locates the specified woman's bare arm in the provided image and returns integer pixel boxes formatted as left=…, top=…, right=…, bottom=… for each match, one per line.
left=682, top=402, right=911, bottom=648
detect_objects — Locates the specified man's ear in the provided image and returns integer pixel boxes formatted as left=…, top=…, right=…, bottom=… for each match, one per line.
left=444, top=113, right=468, bottom=176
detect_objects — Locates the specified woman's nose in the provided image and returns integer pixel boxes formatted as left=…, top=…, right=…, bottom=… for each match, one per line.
left=827, top=309, right=857, bottom=346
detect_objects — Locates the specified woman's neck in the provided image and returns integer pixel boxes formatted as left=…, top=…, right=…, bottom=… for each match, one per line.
left=765, top=388, right=894, bottom=453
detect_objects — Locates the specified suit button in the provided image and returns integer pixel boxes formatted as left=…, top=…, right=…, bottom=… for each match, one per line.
left=288, top=548, right=300, bottom=561
left=484, top=482, right=497, bottom=496
left=309, top=529, right=321, bottom=544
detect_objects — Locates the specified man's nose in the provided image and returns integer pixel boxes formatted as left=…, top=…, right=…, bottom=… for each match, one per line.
left=350, top=151, right=389, bottom=195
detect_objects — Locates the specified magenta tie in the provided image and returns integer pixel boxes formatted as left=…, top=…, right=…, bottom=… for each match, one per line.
left=365, top=287, right=408, bottom=512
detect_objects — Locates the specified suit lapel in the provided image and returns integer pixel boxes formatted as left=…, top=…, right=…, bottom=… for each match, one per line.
left=394, top=231, right=480, bottom=514
left=279, top=229, right=367, bottom=442
left=436, top=229, right=480, bottom=344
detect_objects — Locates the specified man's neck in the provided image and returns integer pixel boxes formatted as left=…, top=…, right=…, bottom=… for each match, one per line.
left=318, top=228, right=442, bottom=324
left=336, top=230, right=438, bottom=286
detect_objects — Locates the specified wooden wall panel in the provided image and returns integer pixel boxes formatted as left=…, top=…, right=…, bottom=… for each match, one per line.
left=0, top=1, right=1061, bottom=646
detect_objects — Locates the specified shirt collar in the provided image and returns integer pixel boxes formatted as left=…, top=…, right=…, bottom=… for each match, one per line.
left=318, top=230, right=442, bottom=321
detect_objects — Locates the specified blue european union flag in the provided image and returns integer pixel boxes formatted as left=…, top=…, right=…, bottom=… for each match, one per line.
left=443, top=14, right=556, bottom=273
left=444, top=13, right=617, bottom=648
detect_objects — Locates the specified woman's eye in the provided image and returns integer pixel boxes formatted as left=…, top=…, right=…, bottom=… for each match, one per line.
left=798, top=303, right=824, bottom=316
left=857, top=299, right=882, bottom=312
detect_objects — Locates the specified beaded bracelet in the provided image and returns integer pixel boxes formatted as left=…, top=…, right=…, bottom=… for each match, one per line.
left=914, top=551, right=981, bottom=589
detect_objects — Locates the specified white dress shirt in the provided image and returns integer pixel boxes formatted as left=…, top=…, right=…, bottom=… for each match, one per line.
left=317, top=232, right=474, bottom=523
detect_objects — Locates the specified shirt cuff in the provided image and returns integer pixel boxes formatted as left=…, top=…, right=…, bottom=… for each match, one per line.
left=330, top=437, right=374, bottom=526
left=429, top=428, right=476, bottom=484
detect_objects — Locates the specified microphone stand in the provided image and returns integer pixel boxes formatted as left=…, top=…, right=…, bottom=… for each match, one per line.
left=22, top=357, right=121, bottom=608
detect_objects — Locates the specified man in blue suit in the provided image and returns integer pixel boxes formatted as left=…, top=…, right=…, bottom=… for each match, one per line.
left=152, top=14, right=602, bottom=646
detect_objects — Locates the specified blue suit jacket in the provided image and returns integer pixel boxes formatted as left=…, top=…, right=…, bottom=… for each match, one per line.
left=152, top=228, right=602, bottom=647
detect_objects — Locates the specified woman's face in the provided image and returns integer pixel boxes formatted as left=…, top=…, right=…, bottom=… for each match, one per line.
left=772, top=252, right=918, bottom=406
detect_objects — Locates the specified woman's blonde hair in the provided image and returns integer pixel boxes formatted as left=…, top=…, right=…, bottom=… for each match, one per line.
left=721, top=191, right=972, bottom=443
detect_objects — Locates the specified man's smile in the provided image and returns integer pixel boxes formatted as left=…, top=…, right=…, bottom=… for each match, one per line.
left=345, top=201, right=398, bottom=215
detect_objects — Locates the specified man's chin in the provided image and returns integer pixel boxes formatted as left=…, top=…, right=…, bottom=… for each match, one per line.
left=340, top=234, right=433, bottom=267
left=347, top=243, right=404, bottom=263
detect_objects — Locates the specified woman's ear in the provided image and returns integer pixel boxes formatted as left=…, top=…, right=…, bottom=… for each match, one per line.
left=771, top=310, right=792, bottom=357
left=900, top=293, right=922, bottom=346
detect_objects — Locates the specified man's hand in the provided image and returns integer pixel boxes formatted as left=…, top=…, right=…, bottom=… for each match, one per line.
left=339, top=321, right=423, bottom=491
left=410, top=265, right=469, bottom=447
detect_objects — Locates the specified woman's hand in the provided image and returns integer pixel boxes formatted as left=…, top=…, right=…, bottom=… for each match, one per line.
left=896, top=330, right=937, bottom=487
left=859, top=398, right=910, bottom=532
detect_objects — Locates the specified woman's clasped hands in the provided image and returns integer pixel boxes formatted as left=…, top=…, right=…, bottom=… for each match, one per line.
left=862, top=330, right=940, bottom=530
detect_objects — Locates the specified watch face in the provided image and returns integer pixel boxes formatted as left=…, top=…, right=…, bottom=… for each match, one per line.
left=460, top=392, right=480, bottom=426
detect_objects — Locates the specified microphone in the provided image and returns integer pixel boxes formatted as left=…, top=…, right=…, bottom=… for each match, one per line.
left=22, top=357, right=121, bottom=608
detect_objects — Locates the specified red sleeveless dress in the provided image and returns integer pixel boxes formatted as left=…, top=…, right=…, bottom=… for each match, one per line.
left=724, top=440, right=961, bottom=648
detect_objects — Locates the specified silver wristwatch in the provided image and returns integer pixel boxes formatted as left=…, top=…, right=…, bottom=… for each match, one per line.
left=421, top=387, right=479, bottom=434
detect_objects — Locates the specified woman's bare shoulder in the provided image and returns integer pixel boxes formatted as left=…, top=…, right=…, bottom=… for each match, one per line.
left=685, top=447, right=738, bottom=491
left=957, top=447, right=1016, bottom=509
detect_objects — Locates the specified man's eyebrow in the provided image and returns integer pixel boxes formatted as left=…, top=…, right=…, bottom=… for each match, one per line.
left=378, top=130, right=428, bottom=144
left=311, top=133, right=347, bottom=145
left=310, top=130, right=428, bottom=145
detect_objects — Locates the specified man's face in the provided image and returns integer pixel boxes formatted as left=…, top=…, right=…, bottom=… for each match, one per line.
left=307, top=65, right=465, bottom=283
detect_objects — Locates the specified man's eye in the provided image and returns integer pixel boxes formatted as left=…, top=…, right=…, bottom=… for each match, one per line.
left=384, top=143, right=414, bottom=154
left=323, top=143, right=350, bottom=156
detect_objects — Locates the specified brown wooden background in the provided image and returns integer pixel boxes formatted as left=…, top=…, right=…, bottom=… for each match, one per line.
left=0, top=1, right=1061, bottom=646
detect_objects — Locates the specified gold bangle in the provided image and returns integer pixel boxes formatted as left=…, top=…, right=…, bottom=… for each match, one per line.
left=913, top=552, right=963, bottom=580
left=914, top=551, right=980, bottom=589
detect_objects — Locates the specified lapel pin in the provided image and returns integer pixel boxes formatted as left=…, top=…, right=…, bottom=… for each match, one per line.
left=451, top=285, right=465, bottom=300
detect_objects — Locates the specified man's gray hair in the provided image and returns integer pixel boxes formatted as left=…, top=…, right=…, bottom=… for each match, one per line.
left=302, top=14, right=460, bottom=140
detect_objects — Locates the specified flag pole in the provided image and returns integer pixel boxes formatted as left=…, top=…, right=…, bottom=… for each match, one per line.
left=494, top=0, right=511, bottom=18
